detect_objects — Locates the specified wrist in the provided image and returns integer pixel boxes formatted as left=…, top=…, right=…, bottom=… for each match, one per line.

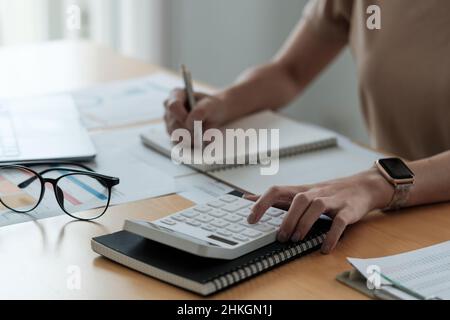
left=215, top=87, right=253, bottom=124
left=215, top=90, right=236, bottom=124
left=359, top=168, right=395, bottom=210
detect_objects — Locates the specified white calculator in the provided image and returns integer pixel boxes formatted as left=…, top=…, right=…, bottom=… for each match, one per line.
left=124, top=193, right=289, bottom=260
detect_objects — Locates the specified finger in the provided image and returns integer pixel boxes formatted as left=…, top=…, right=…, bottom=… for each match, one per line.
left=169, top=88, right=187, bottom=102
left=278, top=193, right=313, bottom=242
left=271, top=200, right=293, bottom=211
left=167, top=118, right=185, bottom=136
left=165, top=98, right=188, bottom=124
left=321, top=212, right=349, bottom=254
left=248, top=186, right=297, bottom=223
left=292, top=197, right=338, bottom=242
left=164, top=113, right=171, bottom=134
left=193, top=92, right=209, bottom=100
left=243, top=194, right=259, bottom=201
left=165, top=88, right=187, bottom=110
left=244, top=194, right=291, bottom=210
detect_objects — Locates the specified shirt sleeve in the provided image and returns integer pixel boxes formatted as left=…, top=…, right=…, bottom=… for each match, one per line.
left=302, top=0, right=353, bottom=43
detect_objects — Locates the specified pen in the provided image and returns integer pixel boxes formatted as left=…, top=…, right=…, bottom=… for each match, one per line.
left=181, top=64, right=196, bottom=112
left=377, top=271, right=441, bottom=300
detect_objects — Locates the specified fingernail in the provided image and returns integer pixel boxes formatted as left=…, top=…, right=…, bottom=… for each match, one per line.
left=247, top=214, right=255, bottom=224
left=277, top=231, right=288, bottom=242
left=321, top=244, right=330, bottom=254
left=291, top=231, right=301, bottom=242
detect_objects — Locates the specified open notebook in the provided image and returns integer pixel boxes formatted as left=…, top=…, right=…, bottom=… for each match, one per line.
left=141, top=110, right=337, bottom=172
left=140, top=111, right=382, bottom=195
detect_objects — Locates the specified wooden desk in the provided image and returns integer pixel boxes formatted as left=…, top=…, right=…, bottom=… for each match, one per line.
left=1, top=41, right=450, bottom=299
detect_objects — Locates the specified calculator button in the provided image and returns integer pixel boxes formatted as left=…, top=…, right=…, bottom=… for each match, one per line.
left=185, top=219, right=201, bottom=227
left=242, top=229, right=262, bottom=238
left=236, top=208, right=252, bottom=217
left=217, top=230, right=232, bottom=237
left=239, top=220, right=257, bottom=228
left=194, top=205, right=212, bottom=213
left=240, top=221, right=269, bottom=231
left=211, top=219, right=230, bottom=228
left=259, top=216, right=271, bottom=223
left=195, top=214, right=213, bottom=223
left=226, top=224, right=245, bottom=233
left=219, top=195, right=239, bottom=203
left=181, top=210, right=199, bottom=218
left=233, top=234, right=249, bottom=242
left=222, top=202, right=251, bottom=213
left=207, top=200, right=226, bottom=208
left=253, top=224, right=275, bottom=232
left=209, top=210, right=226, bottom=218
left=266, top=208, right=284, bottom=217
left=201, top=225, right=217, bottom=232
left=224, top=214, right=241, bottom=223
left=160, top=219, right=176, bottom=226
left=171, top=215, right=186, bottom=222
left=267, top=218, right=283, bottom=227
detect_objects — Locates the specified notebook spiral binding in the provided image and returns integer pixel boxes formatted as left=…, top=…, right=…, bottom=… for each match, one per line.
left=208, top=137, right=337, bottom=173
left=208, top=233, right=326, bottom=292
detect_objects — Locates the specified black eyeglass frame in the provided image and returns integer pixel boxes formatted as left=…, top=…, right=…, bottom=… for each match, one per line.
left=0, top=161, right=120, bottom=221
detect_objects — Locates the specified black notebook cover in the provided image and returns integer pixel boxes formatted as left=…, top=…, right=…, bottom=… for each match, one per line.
left=91, top=218, right=331, bottom=296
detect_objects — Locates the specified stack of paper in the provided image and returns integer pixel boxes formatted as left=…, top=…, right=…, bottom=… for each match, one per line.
left=347, top=240, right=450, bottom=300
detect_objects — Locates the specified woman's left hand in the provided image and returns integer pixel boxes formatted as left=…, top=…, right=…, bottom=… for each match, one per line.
left=245, top=168, right=394, bottom=254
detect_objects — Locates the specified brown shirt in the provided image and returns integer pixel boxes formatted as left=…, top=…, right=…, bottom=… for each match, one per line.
left=303, top=0, right=450, bottom=160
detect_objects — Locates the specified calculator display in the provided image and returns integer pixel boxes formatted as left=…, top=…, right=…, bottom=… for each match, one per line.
left=208, top=235, right=238, bottom=246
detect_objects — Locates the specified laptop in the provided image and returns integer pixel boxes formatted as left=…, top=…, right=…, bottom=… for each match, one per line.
left=0, top=94, right=96, bottom=163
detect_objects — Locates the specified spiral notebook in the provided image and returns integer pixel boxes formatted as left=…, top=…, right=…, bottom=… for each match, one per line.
left=91, top=218, right=331, bottom=296
left=140, top=110, right=337, bottom=173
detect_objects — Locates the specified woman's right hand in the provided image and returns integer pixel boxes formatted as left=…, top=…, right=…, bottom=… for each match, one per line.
left=163, top=88, right=230, bottom=135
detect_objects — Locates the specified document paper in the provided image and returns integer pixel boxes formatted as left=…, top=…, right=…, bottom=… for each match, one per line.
left=73, top=72, right=213, bottom=129
left=348, top=240, right=450, bottom=300
left=0, top=125, right=183, bottom=227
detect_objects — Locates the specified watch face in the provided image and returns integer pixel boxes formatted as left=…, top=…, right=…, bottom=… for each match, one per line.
left=379, top=158, right=414, bottom=180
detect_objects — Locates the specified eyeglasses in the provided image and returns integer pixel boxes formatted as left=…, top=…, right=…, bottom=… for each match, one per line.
left=0, top=161, right=120, bottom=221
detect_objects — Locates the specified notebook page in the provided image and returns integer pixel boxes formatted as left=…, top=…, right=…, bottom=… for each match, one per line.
left=140, top=111, right=337, bottom=168
left=224, top=111, right=336, bottom=157
left=348, top=240, right=450, bottom=300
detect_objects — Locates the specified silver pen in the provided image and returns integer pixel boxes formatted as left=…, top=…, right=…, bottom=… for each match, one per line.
left=181, top=64, right=196, bottom=112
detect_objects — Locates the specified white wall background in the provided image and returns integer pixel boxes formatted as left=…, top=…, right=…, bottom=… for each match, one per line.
left=168, top=0, right=369, bottom=144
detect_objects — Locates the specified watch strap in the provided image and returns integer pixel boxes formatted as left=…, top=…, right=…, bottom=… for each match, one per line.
left=385, top=183, right=412, bottom=211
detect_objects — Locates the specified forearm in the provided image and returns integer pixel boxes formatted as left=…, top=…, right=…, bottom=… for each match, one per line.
left=216, top=62, right=302, bottom=121
left=407, top=151, right=450, bottom=206
left=216, top=21, right=346, bottom=122
left=366, top=150, right=450, bottom=211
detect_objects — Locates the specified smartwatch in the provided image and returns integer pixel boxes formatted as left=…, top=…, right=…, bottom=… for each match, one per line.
left=375, top=158, right=415, bottom=210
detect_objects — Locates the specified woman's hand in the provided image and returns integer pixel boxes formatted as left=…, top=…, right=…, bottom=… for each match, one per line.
left=245, top=168, right=394, bottom=254
left=163, top=89, right=231, bottom=135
